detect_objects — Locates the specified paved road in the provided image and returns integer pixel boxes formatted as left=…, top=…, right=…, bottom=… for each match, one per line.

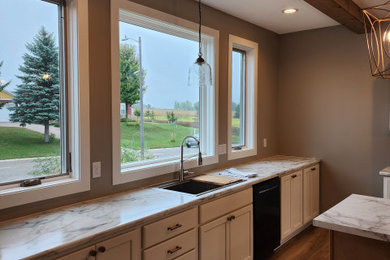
left=0, top=146, right=199, bottom=183
left=0, top=158, right=36, bottom=183
left=0, top=122, right=61, bottom=138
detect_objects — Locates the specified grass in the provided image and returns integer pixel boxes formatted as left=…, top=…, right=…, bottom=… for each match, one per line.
left=0, top=127, right=60, bottom=160
left=121, top=121, right=197, bottom=149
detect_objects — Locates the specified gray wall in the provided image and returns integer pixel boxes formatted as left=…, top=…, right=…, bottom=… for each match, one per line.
left=0, top=0, right=279, bottom=221
left=278, top=26, right=390, bottom=211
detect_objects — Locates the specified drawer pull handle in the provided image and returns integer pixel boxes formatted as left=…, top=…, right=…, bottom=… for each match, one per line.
left=167, top=223, right=182, bottom=231
left=291, top=174, right=297, bottom=178
left=98, top=246, right=106, bottom=253
left=311, top=167, right=316, bottom=171
left=227, top=215, right=236, bottom=221
left=167, top=246, right=182, bottom=254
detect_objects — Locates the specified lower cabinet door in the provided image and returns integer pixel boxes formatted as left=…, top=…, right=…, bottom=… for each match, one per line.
left=57, top=246, right=96, bottom=260
left=228, top=205, right=253, bottom=260
left=96, top=229, right=141, bottom=260
left=200, top=216, right=228, bottom=260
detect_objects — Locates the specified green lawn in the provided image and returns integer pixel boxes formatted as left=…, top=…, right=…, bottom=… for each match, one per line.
left=0, top=127, right=60, bottom=160
left=121, top=121, right=196, bottom=149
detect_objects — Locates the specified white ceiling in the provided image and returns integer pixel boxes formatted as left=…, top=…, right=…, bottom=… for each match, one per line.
left=201, top=0, right=339, bottom=34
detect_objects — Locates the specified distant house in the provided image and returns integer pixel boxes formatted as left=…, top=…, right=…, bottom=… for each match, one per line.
left=0, top=90, right=14, bottom=122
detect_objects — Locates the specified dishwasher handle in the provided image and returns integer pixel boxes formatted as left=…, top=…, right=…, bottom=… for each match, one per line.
left=256, top=185, right=279, bottom=195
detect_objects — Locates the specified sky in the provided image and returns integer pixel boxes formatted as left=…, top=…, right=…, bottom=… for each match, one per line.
left=0, top=0, right=241, bottom=110
left=0, top=0, right=59, bottom=93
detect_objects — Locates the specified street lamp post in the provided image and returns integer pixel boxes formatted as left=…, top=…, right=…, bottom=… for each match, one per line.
left=138, top=37, right=144, bottom=160
left=122, top=36, right=144, bottom=159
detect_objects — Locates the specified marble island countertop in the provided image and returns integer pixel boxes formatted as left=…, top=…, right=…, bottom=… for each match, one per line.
left=0, top=155, right=319, bottom=260
left=313, top=194, right=390, bottom=242
left=379, top=166, right=390, bottom=176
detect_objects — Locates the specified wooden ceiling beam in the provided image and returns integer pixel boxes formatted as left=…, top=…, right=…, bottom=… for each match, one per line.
left=304, top=0, right=364, bottom=34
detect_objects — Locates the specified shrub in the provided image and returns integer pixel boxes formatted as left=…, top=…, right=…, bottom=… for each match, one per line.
left=30, top=156, right=61, bottom=176
left=49, top=133, right=56, bottom=142
left=121, top=148, right=154, bottom=163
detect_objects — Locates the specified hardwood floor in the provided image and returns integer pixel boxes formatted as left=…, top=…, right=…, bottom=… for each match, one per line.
left=268, top=226, right=329, bottom=260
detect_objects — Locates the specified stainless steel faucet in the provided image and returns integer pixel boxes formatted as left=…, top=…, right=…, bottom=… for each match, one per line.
left=179, top=135, right=203, bottom=182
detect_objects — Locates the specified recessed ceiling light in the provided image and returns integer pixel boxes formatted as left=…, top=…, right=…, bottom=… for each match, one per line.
left=282, top=8, right=298, bottom=14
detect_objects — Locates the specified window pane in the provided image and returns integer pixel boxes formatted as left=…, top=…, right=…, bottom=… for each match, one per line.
left=232, top=50, right=245, bottom=147
left=119, top=21, right=200, bottom=166
left=0, top=0, right=64, bottom=184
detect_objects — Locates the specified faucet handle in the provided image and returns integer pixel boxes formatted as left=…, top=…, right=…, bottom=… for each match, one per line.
left=183, top=170, right=195, bottom=176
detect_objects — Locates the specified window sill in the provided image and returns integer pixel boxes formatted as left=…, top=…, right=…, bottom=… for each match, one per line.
left=227, top=146, right=257, bottom=161
left=114, top=154, right=218, bottom=185
left=0, top=175, right=90, bottom=210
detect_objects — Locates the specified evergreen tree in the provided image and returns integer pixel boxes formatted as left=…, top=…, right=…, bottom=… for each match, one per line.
left=0, top=61, right=11, bottom=109
left=120, top=44, right=146, bottom=123
left=9, top=27, right=59, bottom=143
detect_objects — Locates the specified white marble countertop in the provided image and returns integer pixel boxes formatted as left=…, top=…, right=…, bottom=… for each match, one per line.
left=0, top=155, right=319, bottom=260
left=313, top=194, right=390, bottom=242
left=379, top=166, right=390, bottom=176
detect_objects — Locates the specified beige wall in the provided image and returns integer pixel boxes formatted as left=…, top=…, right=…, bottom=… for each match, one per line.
left=277, top=26, right=390, bottom=211
left=0, top=0, right=279, bottom=220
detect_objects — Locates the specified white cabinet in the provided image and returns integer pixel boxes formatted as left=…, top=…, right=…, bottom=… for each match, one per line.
left=303, top=164, right=320, bottom=224
left=57, top=229, right=141, bottom=260
left=281, top=170, right=303, bottom=240
left=199, top=188, right=253, bottom=260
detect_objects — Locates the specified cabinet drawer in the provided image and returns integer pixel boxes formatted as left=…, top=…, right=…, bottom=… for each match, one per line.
left=199, top=188, right=252, bottom=224
left=143, top=229, right=197, bottom=260
left=143, top=207, right=197, bottom=248
left=174, top=249, right=197, bottom=260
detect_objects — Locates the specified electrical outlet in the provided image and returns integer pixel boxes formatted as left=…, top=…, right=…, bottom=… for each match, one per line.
left=92, top=161, right=101, bottom=178
left=263, top=138, right=268, bottom=148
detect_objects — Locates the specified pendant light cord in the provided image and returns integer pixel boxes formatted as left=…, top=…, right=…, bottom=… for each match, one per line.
left=198, top=0, right=202, bottom=57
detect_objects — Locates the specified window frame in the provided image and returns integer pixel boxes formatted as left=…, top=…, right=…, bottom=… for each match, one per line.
left=0, top=0, right=90, bottom=209
left=227, top=34, right=258, bottom=160
left=111, top=0, right=219, bottom=185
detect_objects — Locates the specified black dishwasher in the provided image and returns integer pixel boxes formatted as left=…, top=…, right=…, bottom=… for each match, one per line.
left=253, top=177, right=280, bottom=260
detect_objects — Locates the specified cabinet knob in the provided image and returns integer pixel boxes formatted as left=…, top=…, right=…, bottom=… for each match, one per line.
left=98, top=246, right=106, bottom=253
left=89, top=250, right=97, bottom=257
left=311, top=167, right=316, bottom=171
left=227, top=215, right=236, bottom=221
left=291, top=174, right=297, bottom=178
left=167, top=223, right=182, bottom=231
left=167, top=246, right=182, bottom=254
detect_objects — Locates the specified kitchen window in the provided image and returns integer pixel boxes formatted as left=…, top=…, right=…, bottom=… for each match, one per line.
left=0, top=0, right=90, bottom=209
left=111, top=0, right=219, bottom=184
left=227, top=35, right=258, bottom=160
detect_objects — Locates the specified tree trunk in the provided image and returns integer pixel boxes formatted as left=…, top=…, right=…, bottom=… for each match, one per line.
left=44, top=123, right=50, bottom=143
left=126, top=103, right=129, bottom=124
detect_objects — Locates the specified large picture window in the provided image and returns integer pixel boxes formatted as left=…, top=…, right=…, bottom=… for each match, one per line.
left=0, top=0, right=67, bottom=185
left=111, top=0, right=219, bottom=184
left=0, top=0, right=90, bottom=209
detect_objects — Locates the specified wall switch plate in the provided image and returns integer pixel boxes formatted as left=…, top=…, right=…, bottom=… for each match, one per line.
left=92, top=161, right=101, bottom=178
left=218, top=144, right=227, bottom=155
left=263, top=138, right=268, bottom=148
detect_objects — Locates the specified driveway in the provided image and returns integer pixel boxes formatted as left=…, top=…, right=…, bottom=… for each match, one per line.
left=0, top=122, right=61, bottom=138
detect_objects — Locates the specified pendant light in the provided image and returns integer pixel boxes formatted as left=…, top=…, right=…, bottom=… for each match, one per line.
left=363, top=1, right=390, bottom=79
left=188, top=0, right=212, bottom=88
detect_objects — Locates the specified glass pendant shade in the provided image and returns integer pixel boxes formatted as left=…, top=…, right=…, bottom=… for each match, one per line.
left=188, top=56, right=212, bottom=88
left=363, top=1, right=390, bottom=79
left=188, top=0, right=212, bottom=88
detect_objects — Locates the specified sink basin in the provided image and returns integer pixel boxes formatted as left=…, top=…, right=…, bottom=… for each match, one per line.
left=160, top=180, right=223, bottom=195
